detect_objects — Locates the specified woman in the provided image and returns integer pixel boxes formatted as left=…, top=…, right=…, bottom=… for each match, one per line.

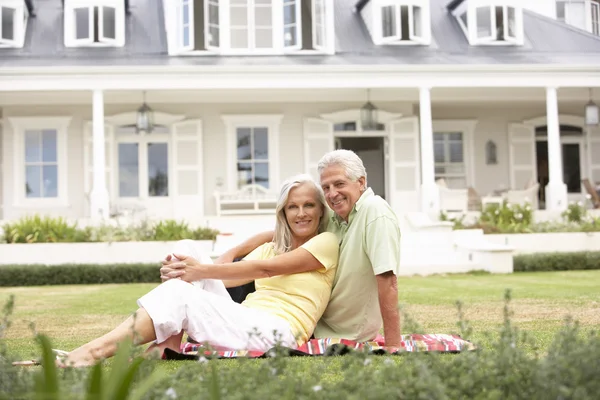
left=62, top=174, right=338, bottom=367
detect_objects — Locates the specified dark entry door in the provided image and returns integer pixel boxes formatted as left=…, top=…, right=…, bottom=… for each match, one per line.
left=335, top=137, right=386, bottom=199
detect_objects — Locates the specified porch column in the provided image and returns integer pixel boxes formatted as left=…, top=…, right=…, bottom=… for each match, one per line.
left=90, top=89, right=109, bottom=220
left=419, top=87, right=440, bottom=214
left=544, top=87, right=568, bottom=211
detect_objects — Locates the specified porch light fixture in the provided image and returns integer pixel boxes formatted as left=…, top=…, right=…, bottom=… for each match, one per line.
left=136, top=91, right=155, bottom=133
left=360, top=89, right=379, bottom=131
left=585, top=88, right=599, bottom=126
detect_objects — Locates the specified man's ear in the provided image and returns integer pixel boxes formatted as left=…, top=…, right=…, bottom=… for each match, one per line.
left=358, top=176, right=366, bottom=190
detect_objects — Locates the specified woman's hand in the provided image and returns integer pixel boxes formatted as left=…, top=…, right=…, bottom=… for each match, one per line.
left=160, top=254, right=203, bottom=283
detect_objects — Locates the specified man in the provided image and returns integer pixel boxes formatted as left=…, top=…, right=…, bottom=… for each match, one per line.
left=217, top=150, right=402, bottom=346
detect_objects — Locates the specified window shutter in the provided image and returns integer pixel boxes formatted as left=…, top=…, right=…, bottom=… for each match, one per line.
left=508, top=123, right=536, bottom=190
left=172, top=119, right=204, bottom=219
left=303, top=118, right=333, bottom=182
left=389, top=117, right=421, bottom=213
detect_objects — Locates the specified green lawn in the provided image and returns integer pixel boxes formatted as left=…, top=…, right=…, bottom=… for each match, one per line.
left=1, top=270, right=598, bottom=363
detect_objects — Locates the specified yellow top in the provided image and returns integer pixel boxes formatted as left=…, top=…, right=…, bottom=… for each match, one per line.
left=241, top=232, right=339, bottom=345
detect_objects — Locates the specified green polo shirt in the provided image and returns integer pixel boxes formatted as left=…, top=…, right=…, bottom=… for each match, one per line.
left=314, top=188, right=401, bottom=342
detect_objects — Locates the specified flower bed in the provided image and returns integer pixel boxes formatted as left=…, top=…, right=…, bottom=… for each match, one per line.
left=441, top=201, right=600, bottom=234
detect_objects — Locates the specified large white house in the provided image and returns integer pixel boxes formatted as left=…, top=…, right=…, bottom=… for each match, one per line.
left=1, top=0, right=600, bottom=228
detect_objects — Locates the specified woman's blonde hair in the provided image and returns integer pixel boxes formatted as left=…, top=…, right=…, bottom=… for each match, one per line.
left=272, top=174, right=328, bottom=254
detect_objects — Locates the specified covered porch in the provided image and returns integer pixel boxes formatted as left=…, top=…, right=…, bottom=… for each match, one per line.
left=0, top=76, right=599, bottom=225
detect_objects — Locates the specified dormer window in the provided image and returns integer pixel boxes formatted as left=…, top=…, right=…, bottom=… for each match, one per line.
left=64, top=0, right=125, bottom=47
left=448, top=0, right=523, bottom=46
left=0, top=0, right=29, bottom=48
left=356, top=0, right=431, bottom=45
left=165, top=0, right=335, bottom=55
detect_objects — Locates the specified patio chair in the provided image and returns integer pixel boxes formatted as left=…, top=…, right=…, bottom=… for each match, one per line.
left=438, top=185, right=469, bottom=213
left=506, top=183, right=539, bottom=209
left=582, top=178, right=600, bottom=209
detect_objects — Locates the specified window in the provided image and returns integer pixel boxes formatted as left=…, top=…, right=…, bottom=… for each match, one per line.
left=24, top=130, right=59, bottom=198
left=168, top=0, right=333, bottom=55
left=223, top=115, right=281, bottom=193
left=592, top=0, right=599, bottom=36
left=378, top=1, right=429, bottom=44
left=556, top=1, right=566, bottom=21
left=357, top=0, right=430, bottom=45
left=434, top=132, right=466, bottom=188
left=9, top=117, right=71, bottom=206
left=115, top=126, right=170, bottom=198
left=236, top=127, right=270, bottom=189
left=0, top=0, right=29, bottom=48
left=451, top=1, right=523, bottom=45
left=64, top=0, right=125, bottom=47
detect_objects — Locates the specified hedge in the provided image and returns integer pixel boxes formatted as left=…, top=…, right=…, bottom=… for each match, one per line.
left=0, top=251, right=599, bottom=287
left=0, top=264, right=161, bottom=287
left=513, top=251, right=600, bottom=272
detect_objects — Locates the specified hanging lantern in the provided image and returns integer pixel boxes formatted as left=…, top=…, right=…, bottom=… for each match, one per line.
left=360, top=90, right=379, bottom=131
left=136, top=91, right=155, bottom=133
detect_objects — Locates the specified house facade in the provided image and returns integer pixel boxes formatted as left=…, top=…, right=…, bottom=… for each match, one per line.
left=1, top=0, right=600, bottom=227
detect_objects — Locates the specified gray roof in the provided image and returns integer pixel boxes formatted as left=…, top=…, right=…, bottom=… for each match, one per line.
left=2, top=0, right=600, bottom=67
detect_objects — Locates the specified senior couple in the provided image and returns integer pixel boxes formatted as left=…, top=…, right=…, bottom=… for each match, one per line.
left=63, top=149, right=401, bottom=366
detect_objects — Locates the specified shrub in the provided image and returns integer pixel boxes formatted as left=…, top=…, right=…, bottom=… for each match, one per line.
left=1, top=215, right=90, bottom=244
left=0, top=264, right=161, bottom=287
left=442, top=200, right=600, bottom=234
left=562, top=201, right=587, bottom=223
left=513, top=251, right=600, bottom=272
left=1, top=215, right=220, bottom=244
left=3, top=291, right=600, bottom=399
left=480, top=201, right=533, bottom=232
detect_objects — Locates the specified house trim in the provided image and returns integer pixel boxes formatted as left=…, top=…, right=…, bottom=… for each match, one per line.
left=523, top=114, right=585, bottom=127
left=1, top=66, right=599, bottom=91
left=104, top=111, right=186, bottom=126
left=320, top=108, right=402, bottom=124
left=8, top=116, right=72, bottom=208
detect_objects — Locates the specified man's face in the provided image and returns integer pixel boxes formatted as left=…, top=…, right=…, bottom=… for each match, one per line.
left=320, top=165, right=365, bottom=222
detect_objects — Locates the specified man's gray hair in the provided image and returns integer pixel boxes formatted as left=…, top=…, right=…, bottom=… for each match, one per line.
left=273, top=174, right=328, bottom=254
left=317, top=149, right=368, bottom=186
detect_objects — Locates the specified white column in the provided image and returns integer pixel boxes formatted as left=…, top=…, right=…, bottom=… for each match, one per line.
left=419, top=87, right=440, bottom=214
left=90, top=89, right=109, bottom=220
left=544, top=87, right=568, bottom=211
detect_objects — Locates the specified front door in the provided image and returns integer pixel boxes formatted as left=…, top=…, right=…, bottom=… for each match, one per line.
left=335, top=137, right=386, bottom=199
left=536, top=139, right=584, bottom=208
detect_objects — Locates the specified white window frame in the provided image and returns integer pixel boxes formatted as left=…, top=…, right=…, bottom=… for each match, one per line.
left=221, top=114, right=282, bottom=192
left=8, top=117, right=72, bottom=208
left=112, top=127, right=172, bottom=200
left=591, top=0, right=600, bottom=36
left=167, top=0, right=334, bottom=55
left=432, top=120, right=477, bottom=189
left=0, top=0, right=28, bottom=48
left=375, top=0, right=431, bottom=45
left=64, top=0, right=125, bottom=48
left=451, top=0, right=523, bottom=46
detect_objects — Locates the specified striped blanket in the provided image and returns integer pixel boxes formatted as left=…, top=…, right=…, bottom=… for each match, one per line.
left=170, top=334, right=476, bottom=360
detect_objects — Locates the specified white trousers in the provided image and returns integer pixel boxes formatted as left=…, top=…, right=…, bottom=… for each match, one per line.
left=137, top=240, right=297, bottom=351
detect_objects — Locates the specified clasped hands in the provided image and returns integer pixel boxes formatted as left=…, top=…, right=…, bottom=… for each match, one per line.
left=160, top=254, right=207, bottom=283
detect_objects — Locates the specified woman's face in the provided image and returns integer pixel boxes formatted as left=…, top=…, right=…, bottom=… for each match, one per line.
left=284, top=183, right=323, bottom=242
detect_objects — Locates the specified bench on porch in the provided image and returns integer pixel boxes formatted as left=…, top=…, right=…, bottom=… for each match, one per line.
left=214, top=184, right=278, bottom=216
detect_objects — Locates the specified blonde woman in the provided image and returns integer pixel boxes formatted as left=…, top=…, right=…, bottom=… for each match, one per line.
left=62, top=174, right=338, bottom=367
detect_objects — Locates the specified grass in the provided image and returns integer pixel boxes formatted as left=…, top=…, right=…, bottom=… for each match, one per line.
left=1, top=271, right=599, bottom=375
